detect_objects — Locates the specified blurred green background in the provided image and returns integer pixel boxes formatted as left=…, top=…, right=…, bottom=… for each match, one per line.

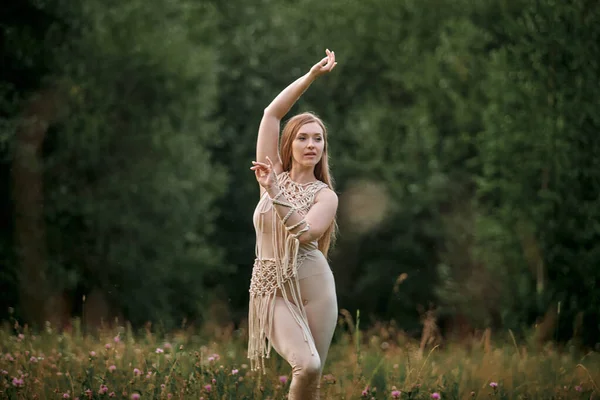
left=1, top=0, right=599, bottom=347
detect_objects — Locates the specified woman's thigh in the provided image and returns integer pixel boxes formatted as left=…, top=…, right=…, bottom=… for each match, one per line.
left=299, top=270, right=338, bottom=368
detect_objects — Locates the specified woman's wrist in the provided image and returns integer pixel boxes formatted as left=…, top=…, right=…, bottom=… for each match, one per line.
left=305, top=70, right=319, bottom=82
left=266, top=183, right=280, bottom=199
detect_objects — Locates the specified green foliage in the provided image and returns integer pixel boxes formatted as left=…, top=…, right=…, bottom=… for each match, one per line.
left=474, top=0, right=600, bottom=340
left=1, top=0, right=600, bottom=344
left=2, top=0, right=229, bottom=327
left=0, top=325, right=598, bottom=399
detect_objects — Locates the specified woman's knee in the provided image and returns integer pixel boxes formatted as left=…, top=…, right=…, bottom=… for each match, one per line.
left=292, top=353, right=321, bottom=379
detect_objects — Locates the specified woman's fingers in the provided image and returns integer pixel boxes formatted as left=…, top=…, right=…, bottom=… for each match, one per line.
left=252, top=161, right=270, bottom=169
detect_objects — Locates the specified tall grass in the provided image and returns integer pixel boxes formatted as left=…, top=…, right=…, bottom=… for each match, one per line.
left=0, top=314, right=598, bottom=399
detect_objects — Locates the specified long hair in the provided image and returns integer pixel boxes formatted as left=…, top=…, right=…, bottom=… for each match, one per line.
left=280, top=112, right=338, bottom=257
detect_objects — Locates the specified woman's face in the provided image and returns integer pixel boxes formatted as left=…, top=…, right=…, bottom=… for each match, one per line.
left=291, top=122, right=325, bottom=168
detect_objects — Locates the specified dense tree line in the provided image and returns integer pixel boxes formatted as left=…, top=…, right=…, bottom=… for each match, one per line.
left=1, top=0, right=598, bottom=346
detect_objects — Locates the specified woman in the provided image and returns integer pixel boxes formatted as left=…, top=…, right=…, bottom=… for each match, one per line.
left=248, top=49, right=339, bottom=399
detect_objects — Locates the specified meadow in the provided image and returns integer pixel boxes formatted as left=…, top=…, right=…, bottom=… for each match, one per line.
left=1, top=313, right=598, bottom=400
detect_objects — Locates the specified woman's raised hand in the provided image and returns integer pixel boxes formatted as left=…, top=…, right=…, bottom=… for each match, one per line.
left=309, top=49, right=337, bottom=78
left=251, top=156, right=278, bottom=191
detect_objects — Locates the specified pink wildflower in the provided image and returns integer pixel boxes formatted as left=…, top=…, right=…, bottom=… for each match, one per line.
left=391, top=390, right=401, bottom=399
left=133, top=368, right=141, bottom=376
left=62, top=394, right=70, bottom=399
left=89, top=351, right=96, bottom=357
left=204, top=384, right=211, bottom=392
left=99, top=384, right=108, bottom=394
left=131, top=394, right=140, bottom=400
left=155, top=348, right=164, bottom=354
left=279, top=375, right=288, bottom=384
left=12, top=377, right=24, bottom=387
left=431, top=393, right=441, bottom=399
left=105, top=344, right=111, bottom=350
left=232, top=369, right=239, bottom=375
left=490, top=382, right=498, bottom=389
left=108, top=365, right=116, bottom=372
left=362, top=388, right=369, bottom=397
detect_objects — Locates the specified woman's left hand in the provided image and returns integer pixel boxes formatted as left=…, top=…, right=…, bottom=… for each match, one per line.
left=251, top=156, right=278, bottom=190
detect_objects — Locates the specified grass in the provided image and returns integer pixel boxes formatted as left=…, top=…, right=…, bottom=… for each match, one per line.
left=0, top=314, right=598, bottom=400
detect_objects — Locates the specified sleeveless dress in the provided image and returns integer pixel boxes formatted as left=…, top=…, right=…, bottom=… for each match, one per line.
left=247, top=171, right=330, bottom=371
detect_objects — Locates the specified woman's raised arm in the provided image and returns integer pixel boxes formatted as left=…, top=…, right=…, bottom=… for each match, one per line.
left=256, top=49, right=337, bottom=175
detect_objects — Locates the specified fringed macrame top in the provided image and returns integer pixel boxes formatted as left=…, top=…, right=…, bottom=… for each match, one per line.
left=248, top=171, right=329, bottom=372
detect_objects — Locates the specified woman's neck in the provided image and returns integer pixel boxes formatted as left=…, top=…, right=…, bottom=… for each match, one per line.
left=289, top=166, right=317, bottom=184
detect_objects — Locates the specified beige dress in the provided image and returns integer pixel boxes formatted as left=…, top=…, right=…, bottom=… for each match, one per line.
left=247, top=171, right=331, bottom=371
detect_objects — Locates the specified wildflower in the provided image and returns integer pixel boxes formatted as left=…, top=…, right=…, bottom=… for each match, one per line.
left=167, top=395, right=172, bottom=399
left=212, top=378, right=217, bottom=384
left=63, top=394, right=70, bottom=399
left=105, top=344, right=111, bottom=350
left=133, top=368, right=141, bottom=376
left=431, top=393, right=441, bottom=399
left=12, top=377, right=24, bottom=387
left=1, top=370, right=7, bottom=375
left=114, top=336, right=120, bottom=343
left=489, top=382, right=498, bottom=389
left=391, top=390, right=401, bottom=399
left=161, top=384, right=165, bottom=390
left=279, top=375, right=288, bottom=384
left=84, top=389, right=92, bottom=398
left=155, top=348, right=164, bottom=354
left=108, top=365, right=116, bottom=372
left=163, top=342, right=172, bottom=350
left=89, top=351, right=96, bottom=357
left=5, top=354, right=14, bottom=362
left=362, top=386, right=369, bottom=397
left=575, top=385, right=583, bottom=392
left=99, top=384, right=108, bottom=395
left=232, top=369, right=239, bottom=375
left=208, top=356, right=215, bottom=362
left=131, top=394, right=140, bottom=400
left=109, top=392, right=116, bottom=398
left=29, top=356, right=38, bottom=363
left=18, top=333, right=25, bottom=340
left=204, top=384, right=212, bottom=393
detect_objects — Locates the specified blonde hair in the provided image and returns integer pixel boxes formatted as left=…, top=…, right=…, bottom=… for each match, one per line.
left=279, top=112, right=338, bottom=257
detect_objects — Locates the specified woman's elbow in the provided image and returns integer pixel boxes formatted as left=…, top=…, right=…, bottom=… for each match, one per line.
left=297, top=229, right=322, bottom=244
